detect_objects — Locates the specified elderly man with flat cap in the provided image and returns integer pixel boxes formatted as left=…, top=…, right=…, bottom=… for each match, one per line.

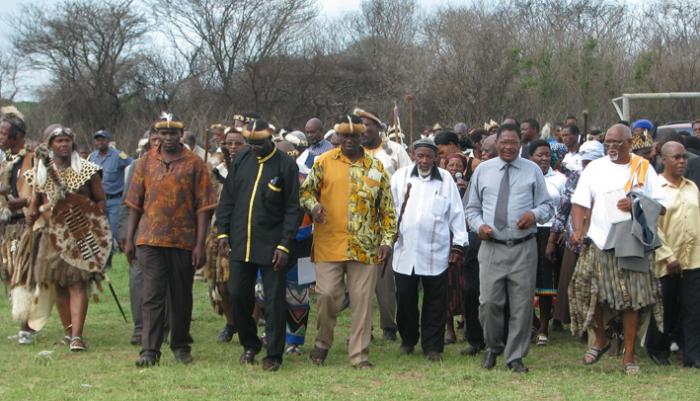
left=390, top=138, right=468, bottom=362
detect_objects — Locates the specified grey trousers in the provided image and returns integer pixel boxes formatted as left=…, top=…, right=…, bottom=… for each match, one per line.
left=375, top=259, right=397, bottom=331
left=478, top=238, right=537, bottom=364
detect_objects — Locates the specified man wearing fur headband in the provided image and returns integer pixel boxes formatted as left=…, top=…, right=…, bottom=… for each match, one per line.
left=0, top=106, right=40, bottom=345
left=355, top=108, right=412, bottom=342
left=24, top=124, right=108, bottom=352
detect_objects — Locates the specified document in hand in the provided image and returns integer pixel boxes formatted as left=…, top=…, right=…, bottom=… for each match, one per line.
left=601, top=188, right=631, bottom=223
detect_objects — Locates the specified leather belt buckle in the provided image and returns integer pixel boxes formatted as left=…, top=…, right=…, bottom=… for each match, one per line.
left=506, top=240, right=515, bottom=247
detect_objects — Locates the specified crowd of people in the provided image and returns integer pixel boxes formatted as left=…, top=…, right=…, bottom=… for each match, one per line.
left=2, top=104, right=700, bottom=375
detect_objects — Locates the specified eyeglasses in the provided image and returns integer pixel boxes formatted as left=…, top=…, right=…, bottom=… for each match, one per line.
left=604, top=139, right=625, bottom=148
left=225, top=141, right=245, bottom=146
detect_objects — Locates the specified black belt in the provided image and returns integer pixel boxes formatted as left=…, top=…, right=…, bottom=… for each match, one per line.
left=106, top=191, right=123, bottom=200
left=485, top=233, right=535, bottom=247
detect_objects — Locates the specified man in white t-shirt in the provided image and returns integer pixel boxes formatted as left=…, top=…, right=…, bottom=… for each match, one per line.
left=569, top=124, right=666, bottom=375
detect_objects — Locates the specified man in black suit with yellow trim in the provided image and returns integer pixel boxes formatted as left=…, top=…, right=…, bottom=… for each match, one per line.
left=216, top=119, right=301, bottom=372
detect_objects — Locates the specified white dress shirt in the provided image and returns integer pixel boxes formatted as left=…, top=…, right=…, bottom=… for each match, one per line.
left=366, top=140, right=413, bottom=177
left=391, top=165, right=468, bottom=276
left=540, top=168, right=567, bottom=227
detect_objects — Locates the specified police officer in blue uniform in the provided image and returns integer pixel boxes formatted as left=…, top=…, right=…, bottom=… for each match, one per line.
left=89, top=129, right=133, bottom=264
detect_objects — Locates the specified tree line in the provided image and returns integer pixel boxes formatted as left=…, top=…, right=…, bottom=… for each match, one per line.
left=1, top=0, right=699, bottom=151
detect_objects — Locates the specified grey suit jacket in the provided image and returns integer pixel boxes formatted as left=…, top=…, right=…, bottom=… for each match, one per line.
left=603, top=191, right=663, bottom=272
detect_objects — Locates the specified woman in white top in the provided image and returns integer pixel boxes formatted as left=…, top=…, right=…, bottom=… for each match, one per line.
left=529, top=140, right=566, bottom=346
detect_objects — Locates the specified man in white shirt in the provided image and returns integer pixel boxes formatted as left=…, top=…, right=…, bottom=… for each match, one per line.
left=356, top=108, right=413, bottom=341
left=561, top=125, right=582, bottom=175
left=391, top=139, right=467, bottom=361
left=570, top=124, right=666, bottom=375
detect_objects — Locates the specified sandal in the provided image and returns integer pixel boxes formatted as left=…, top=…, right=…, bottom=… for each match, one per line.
left=536, top=335, right=548, bottom=346
left=56, top=335, right=71, bottom=346
left=70, top=336, right=86, bottom=352
left=624, top=362, right=641, bottom=375
left=583, top=342, right=610, bottom=365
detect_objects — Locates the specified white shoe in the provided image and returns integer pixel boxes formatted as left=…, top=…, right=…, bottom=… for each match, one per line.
left=18, top=330, right=34, bottom=345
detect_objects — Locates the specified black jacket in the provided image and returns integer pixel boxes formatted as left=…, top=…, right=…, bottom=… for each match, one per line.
left=216, top=147, right=301, bottom=265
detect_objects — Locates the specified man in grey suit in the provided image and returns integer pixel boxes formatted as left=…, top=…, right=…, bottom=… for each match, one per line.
left=466, top=123, right=553, bottom=373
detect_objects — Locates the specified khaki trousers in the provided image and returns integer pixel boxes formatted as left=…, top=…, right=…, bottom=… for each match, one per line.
left=314, top=261, right=378, bottom=365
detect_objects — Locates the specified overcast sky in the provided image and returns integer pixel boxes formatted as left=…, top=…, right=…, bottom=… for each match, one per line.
left=2, top=0, right=472, bottom=100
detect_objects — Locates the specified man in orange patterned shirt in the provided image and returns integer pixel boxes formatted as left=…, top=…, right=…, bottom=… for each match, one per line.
left=124, top=113, right=218, bottom=367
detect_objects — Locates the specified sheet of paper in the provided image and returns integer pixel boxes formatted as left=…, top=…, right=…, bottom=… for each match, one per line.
left=602, top=188, right=631, bottom=223
left=297, top=257, right=316, bottom=285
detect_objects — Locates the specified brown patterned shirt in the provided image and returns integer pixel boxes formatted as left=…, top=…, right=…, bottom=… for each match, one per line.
left=125, top=146, right=218, bottom=250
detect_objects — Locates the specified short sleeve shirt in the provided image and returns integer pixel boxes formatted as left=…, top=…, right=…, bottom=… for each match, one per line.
left=125, top=146, right=218, bottom=250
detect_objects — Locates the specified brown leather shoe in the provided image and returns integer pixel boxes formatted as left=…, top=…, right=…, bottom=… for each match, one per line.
left=352, top=360, right=374, bottom=369
left=262, top=358, right=281, bottom=372
left=309, top=346, right=328, bottom=366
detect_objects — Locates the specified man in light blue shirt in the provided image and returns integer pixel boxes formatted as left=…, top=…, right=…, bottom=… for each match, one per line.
left=89, top=129, right=133, bottom=264
left=466, top=123, right=553, bottom=373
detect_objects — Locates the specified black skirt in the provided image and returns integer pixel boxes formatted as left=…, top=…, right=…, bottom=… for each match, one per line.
left=535, top=227, right=560, bottom=296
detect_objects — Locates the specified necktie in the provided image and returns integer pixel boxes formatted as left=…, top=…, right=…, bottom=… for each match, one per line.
left=494, top=163, right=510, bottom=230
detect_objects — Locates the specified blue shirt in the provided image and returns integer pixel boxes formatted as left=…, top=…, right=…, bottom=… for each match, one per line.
left=466, top=156, right=553, bottom=241
left=89, top=147, right=133, bottom=195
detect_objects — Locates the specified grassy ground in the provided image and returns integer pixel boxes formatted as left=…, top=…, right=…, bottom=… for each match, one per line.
left=0, top=254, right=697, bottom=401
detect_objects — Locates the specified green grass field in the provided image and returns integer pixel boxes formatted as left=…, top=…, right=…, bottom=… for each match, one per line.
left=0, top=254, right=697, bottom=401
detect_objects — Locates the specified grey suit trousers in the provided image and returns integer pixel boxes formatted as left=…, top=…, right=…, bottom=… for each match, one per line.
left=478, top=238, right=537, bottom=364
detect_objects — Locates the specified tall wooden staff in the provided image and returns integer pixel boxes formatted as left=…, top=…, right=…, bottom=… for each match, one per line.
left=406, top=94, right=414, bottom=145
left=203, top=126, right=210, bottom=164
left=582, top=110, right=589, bottom=140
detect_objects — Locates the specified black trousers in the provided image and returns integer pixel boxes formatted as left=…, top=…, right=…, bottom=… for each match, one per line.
left=462, top=232, right=485, bottom=348
left=138, top=246, right=193, bottom=357
left=395, top=268, right=448, bottom=353
left=650, top=269, right=700, bottom=364
left=228, top=260, right=287, bottom=362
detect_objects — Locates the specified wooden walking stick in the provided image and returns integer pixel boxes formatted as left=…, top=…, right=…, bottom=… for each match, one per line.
left=406, top=94, right=414, bottom=145
left=582, top=110, right=589, bottom=140
left=381, top=183, right=412, bottom=278
left=203, top=126, right=210, bottom=164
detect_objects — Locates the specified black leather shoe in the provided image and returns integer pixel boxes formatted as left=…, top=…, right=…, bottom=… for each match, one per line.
left=461, top=344, right=484, bottom=356
left=239, top=349, right=258, bottom=365
left=649, top=353, right=671, bottom=366
left=507, top=359, right=529, bottom=373
left=262, top=358, right=281, bottom=372
left=217, top=324, right=236, bottom=343
left=383, top=329, right=398, bottom=342
left=425, top=351, right=442, bottom=362
left=399, top=345, right=414, bottom=355
left=174, top=349, right=193, bottom=364
left=482, top=351, right=497, bottom=369
left=135, top=354, right=160, bottom=368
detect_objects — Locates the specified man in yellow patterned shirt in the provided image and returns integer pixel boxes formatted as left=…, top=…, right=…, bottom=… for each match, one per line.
left=300, top=114, right=396, bottom=369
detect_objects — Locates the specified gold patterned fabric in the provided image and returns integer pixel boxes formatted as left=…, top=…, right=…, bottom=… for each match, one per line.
left=300, top=148, right=396, bottom=265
